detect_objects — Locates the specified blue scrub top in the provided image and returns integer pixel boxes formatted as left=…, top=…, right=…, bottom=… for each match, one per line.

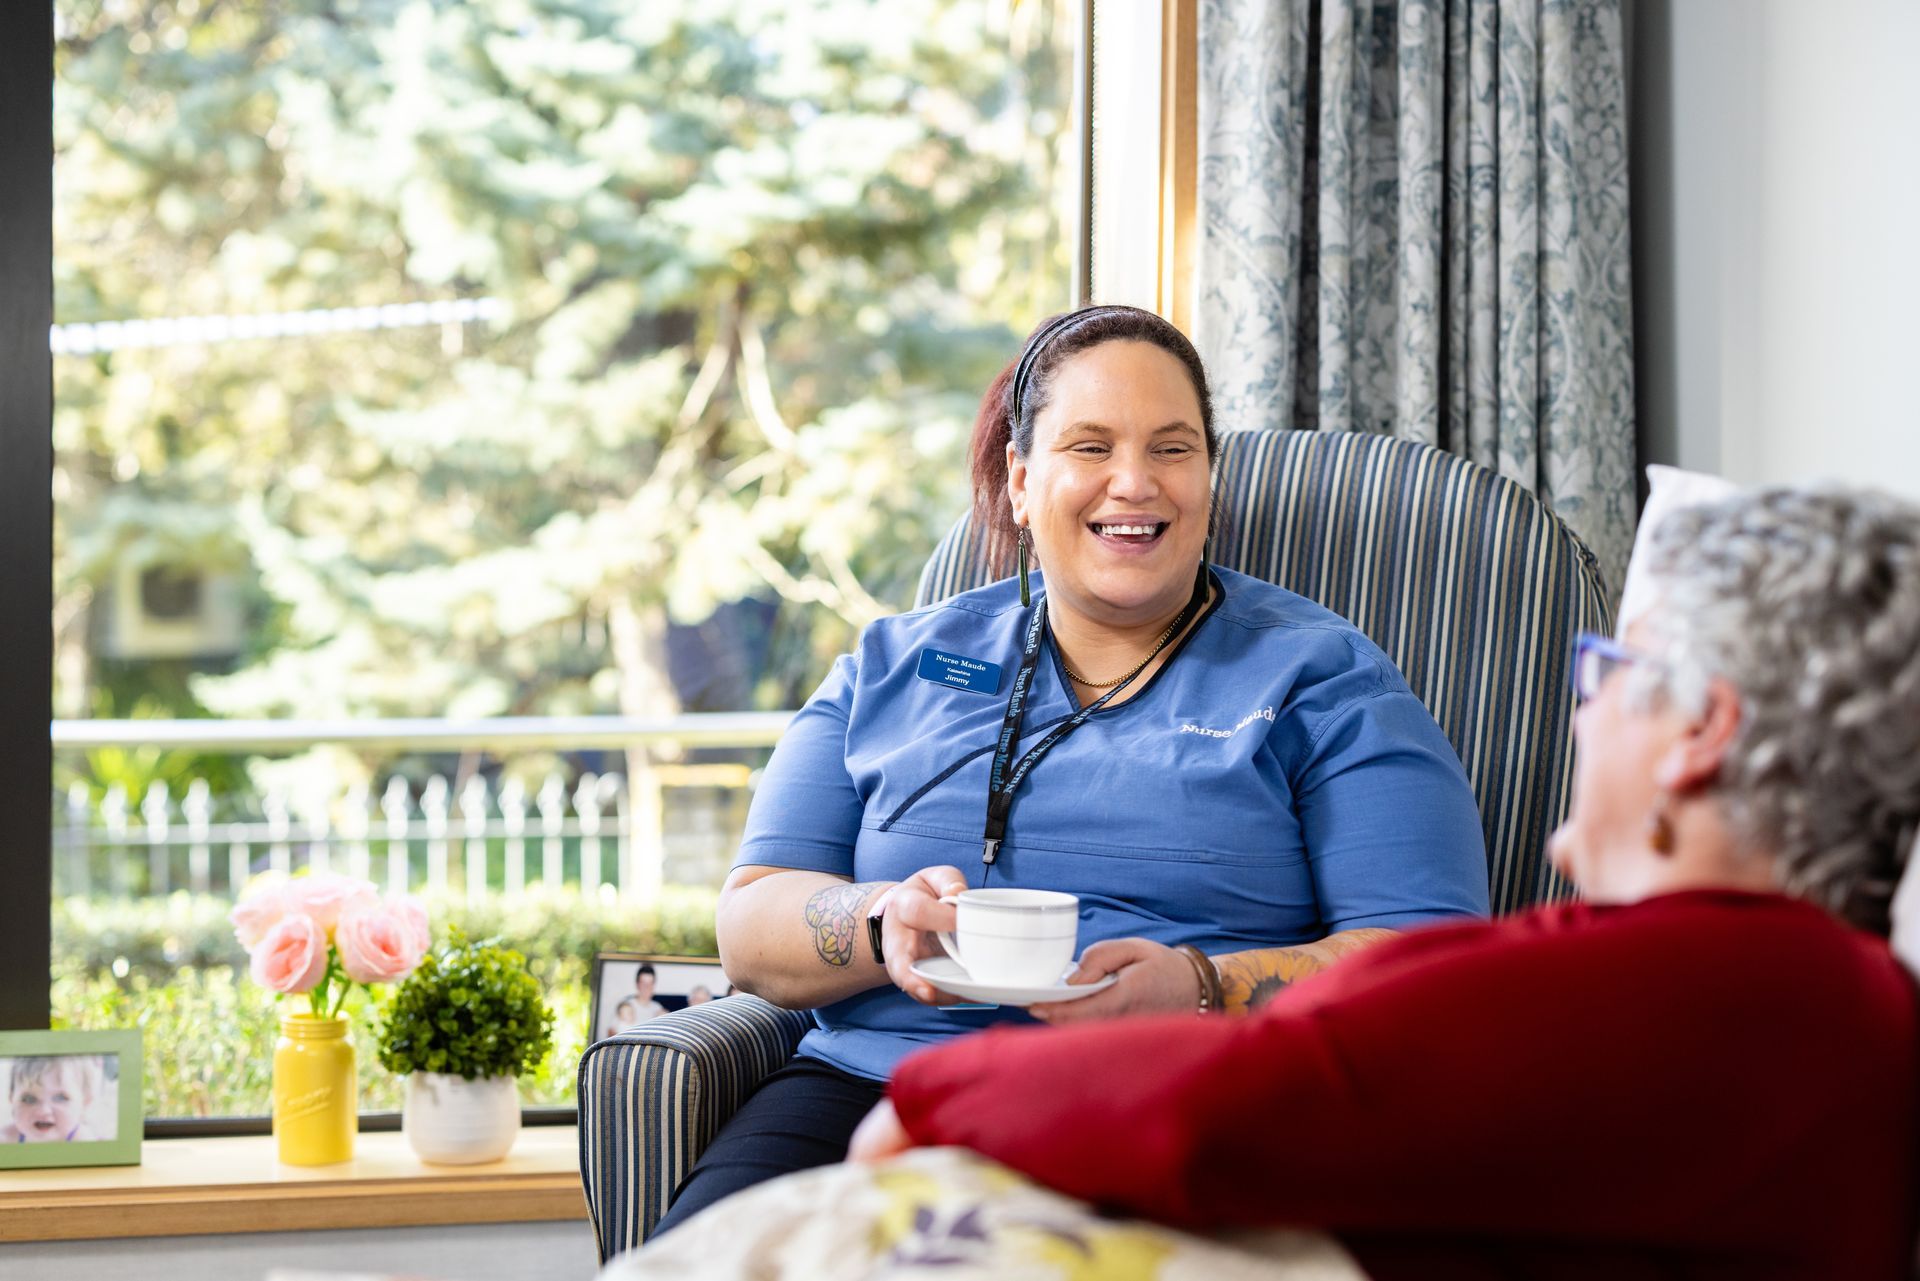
left=735, top=567, right=1489, bottom=1080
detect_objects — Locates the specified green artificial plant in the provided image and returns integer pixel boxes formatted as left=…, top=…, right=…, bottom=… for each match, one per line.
left=375, top=930, right=556, bottom=1082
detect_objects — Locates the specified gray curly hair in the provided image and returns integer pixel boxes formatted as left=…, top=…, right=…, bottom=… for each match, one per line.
left=1628, top=487, right=1920, bottom=934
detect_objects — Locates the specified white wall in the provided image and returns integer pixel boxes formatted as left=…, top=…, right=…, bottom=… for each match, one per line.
left=1632, top=0, right=1920, bottom=498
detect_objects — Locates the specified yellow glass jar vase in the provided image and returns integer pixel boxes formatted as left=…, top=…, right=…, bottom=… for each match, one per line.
left=273, top=1013, right=357, bottom=1165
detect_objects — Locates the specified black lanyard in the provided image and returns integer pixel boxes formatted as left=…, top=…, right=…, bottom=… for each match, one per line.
left=981, top=570, right=1211, bottom=865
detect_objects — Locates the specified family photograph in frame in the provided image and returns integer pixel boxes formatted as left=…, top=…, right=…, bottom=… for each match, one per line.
left=590, top=953, right=731, bottom=1043
left=0, top=1028, right=143, bottom=1170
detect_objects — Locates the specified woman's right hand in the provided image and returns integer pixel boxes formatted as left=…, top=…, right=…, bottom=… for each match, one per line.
left=882, top=865, right=969, bottom=1005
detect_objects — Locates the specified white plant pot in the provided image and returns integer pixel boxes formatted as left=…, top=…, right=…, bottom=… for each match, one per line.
left=402, top=1072, right=520, bottom=1165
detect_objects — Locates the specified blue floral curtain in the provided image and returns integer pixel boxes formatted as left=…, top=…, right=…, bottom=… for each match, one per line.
left=1197, top=0, right=1636, bottom=592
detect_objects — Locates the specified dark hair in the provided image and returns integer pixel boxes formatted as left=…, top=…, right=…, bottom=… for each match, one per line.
left=636, top=964, right=656, bottom=979
left=969, top=305, right=1215, bottom=575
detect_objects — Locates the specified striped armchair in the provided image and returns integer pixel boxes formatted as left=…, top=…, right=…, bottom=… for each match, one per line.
left=577, top=428, right=1613, bottom=1261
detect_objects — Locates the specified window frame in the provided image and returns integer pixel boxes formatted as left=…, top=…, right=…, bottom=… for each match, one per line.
left=1088, top=0, right=1198, bottom=327
left=1, top=3, right=55, bottom=1033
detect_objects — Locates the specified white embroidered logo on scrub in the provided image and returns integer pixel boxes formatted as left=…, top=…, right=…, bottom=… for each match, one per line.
left=1180, top=706, right=1275, bottom=739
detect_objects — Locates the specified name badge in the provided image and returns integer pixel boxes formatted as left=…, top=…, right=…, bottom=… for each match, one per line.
left=916, top=648, right=1002, bottom=695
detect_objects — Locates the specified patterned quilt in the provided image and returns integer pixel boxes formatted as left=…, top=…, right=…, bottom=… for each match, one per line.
left=603, top=1146, right=1367, bottom=1281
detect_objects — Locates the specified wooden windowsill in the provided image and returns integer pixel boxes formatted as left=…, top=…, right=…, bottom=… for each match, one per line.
left=0, top=1126, right=587, bottom=1243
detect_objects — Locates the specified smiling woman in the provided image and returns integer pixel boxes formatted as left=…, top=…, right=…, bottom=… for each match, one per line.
left=674, top=304, right=1494, bottom=1234
left=994, top=312, right=1212, bottom=685
left=1007, top=336, right=1214, bottom=688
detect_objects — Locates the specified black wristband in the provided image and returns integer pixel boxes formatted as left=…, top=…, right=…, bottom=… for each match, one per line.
left=866, top=887, right=894, bottom=965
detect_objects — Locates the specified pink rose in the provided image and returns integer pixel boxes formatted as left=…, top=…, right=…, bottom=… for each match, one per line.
left=229, top=880, right=293, bottom=949
left=287, top=872, right=379, bottom=933
left=335, top=898, right=429, bottom=985
left=249, top=914, right=329, bottom=994
left=391, top=894, right=431, bottom=955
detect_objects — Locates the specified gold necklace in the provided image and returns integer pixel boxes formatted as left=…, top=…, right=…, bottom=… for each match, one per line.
left=1059, top=617, right=1183, bottom=689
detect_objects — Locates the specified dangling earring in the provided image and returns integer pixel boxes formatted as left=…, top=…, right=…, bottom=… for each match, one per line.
left=1017, top=528, right=1032, bottom=607
left=1647, top=795, right=1677, bottom=856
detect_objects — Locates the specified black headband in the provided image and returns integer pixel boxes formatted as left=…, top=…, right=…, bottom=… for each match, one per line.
left=1009, top=304, right=1129, bottom=429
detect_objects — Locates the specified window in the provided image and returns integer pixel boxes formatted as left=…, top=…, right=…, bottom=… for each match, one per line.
left=30, top=0, right=1087, bottom=1124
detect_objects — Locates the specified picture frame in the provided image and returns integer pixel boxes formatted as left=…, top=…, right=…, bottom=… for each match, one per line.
left=590, top=953, right=731, bottom=1043
left=0, top=1028, right=143, bottom=1170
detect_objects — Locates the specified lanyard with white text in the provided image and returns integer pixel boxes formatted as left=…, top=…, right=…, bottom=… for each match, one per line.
left=981, top=573, right=1209, bottom=865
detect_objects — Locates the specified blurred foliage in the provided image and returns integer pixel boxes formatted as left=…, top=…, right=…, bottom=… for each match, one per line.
left=52, top=0, right=1075, bottom=755
left=46, top=0, right=1072, bottom=1116
left=51, top=886, right=719, bottom=1116
left=55, top=885, right=719, bottom=975
left=375, top=930, right=556, bottom=1080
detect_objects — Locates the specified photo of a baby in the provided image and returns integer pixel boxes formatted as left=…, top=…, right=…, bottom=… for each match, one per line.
left=0, top=1054, right=119, bottom=1144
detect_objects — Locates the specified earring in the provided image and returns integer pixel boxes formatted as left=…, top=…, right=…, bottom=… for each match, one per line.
left=1017, top=528, right=1031, bottom=607
left=1647, top=796, right=1677, bottom=855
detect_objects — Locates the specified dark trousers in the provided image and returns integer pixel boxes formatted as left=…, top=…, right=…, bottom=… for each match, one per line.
left=649, top=1054, right=887, bottom=1237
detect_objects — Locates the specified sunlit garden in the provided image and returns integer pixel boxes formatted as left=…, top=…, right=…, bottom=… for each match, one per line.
left=48, top=0, right=1075, bottom=1122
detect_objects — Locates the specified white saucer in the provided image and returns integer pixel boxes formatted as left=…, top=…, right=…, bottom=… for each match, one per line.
left=909, top=956, right=1117, bottom=1007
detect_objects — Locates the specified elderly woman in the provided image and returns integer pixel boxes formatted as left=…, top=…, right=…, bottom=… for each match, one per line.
left=657, top=305, right=1490, bottom=1231
left=834, top=486, right=1920, bottom=1279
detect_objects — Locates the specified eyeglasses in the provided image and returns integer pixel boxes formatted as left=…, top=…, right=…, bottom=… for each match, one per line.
left=1571, top=631, right=1648, bottom=702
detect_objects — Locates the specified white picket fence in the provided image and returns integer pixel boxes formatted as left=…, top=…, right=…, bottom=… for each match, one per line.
left=49, top=714, right=792, bottom=904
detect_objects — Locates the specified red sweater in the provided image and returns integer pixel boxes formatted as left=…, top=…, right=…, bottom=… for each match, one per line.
left=891, top=891, right=1918, bottom=1280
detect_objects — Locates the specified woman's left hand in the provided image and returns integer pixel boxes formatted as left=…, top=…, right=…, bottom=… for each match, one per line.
left=1025, top=938, right=1200, bottom=1024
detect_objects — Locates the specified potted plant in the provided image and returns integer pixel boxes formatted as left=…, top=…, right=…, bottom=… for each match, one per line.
left=375, top=930, right=556, bottom=1165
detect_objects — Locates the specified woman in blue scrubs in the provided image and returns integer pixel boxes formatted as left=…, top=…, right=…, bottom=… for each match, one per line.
left=652, top=305, right=1489, bottom=1234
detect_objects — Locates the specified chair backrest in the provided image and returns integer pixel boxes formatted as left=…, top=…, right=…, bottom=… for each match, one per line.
left=914, top=428, right=1614, bottom=916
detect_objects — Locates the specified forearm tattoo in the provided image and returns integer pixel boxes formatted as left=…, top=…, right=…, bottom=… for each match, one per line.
left=1213, top=929, right=1397, bottom=1013
left=1213, top=948, right=1322, bottom=1013
left=803, top=881, right=888, bottom=968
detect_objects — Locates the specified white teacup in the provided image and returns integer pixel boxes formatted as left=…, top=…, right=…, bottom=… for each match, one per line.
left=936, top=888, right=1080, bottom=987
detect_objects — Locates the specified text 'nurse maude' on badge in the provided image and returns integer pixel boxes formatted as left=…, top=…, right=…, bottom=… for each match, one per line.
left=916, top=648, right=1003, bottom=695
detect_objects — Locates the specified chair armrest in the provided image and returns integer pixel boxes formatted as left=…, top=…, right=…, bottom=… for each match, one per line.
left=576, top=994, right=811, bottom=1262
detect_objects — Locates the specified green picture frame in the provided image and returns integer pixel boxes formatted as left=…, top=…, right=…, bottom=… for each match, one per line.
left=0, top=1028, right=143, bottom=1169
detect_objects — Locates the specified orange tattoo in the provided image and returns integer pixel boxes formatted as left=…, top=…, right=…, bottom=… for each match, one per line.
left=1212, top=929, right=1398, bottom=1013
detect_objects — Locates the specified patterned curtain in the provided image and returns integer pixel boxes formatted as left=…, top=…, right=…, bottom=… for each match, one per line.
left=1196, top=0, right=1636, bottom=594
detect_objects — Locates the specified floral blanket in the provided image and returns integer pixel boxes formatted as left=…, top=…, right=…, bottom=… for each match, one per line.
left=603, top=1147, right=1366, bottom=1281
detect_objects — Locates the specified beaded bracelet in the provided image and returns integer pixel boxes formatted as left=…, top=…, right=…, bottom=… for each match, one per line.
left=1175, top=944, right=1225, bottom=1014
